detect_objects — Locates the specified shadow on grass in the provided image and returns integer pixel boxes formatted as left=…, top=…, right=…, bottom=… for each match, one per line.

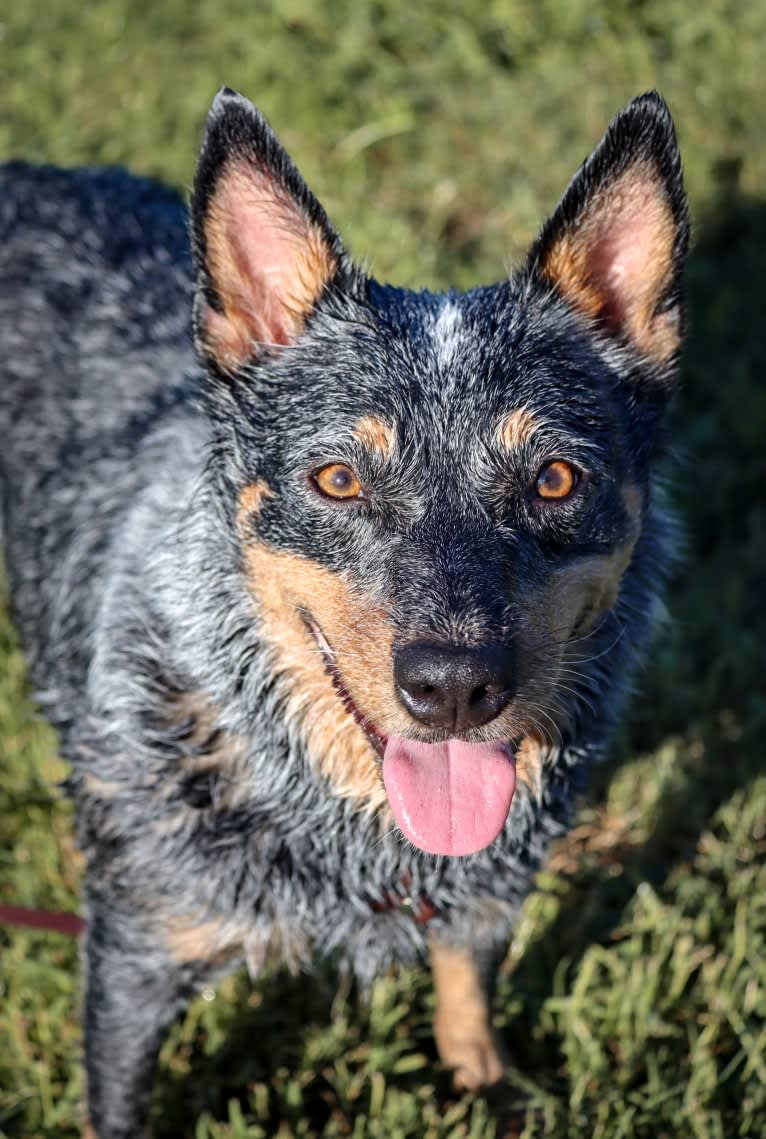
left=152, top=963, right=445, bottom=1137
left=153, top=966, right=340, bottom=1137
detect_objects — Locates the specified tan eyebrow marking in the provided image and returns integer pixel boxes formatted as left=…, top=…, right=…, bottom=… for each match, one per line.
left=354, top=415, right=395, bottom=457
left=497, top=408, right=542, bottom=451
left=237, top=479, right=273, bottom=533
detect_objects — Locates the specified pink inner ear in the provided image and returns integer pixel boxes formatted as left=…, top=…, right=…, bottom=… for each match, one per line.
left=588, top=192, right=673, bottom=333
left=202, top=163, right=336, bottom=368
left=541, top=163, right=679, bottom=361
left=223, top=186, right=305, bottom=345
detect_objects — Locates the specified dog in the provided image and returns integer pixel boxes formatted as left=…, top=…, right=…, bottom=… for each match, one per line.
left=0, top=88, right=687, bottom=1137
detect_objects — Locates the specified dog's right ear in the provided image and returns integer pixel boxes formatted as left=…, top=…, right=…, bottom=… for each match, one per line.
left=192, top=89, right=350, bottom=374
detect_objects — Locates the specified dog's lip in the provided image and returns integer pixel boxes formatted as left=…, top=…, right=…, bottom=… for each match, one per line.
left=302, top=612, right=522, bottom=755
left=303, top=613, right=388, bottom=756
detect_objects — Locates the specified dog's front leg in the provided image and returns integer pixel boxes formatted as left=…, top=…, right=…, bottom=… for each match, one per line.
left=429, top=939, right=507, bottom=1091
left=83, top=898, right=194, bottom=1139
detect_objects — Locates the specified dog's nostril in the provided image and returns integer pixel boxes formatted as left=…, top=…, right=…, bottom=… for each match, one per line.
left=477, top=681, right=504, bottom=699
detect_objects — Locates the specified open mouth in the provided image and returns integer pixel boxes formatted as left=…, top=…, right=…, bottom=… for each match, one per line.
left=304, top=615, right=517, bottom=858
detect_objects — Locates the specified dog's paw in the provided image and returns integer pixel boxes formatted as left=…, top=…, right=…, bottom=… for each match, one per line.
left=433, top=1012, right=506, bottom=1091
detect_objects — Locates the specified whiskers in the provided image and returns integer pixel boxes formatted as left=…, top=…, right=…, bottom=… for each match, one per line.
left=512, top=611, right=628, bottom=745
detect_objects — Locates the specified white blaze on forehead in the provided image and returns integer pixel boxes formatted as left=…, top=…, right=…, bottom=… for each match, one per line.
left=433, top=300, right=462, bottom=369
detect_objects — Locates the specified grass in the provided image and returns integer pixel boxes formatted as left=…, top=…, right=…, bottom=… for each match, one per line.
left=1, top=1, right=765, bottom=1135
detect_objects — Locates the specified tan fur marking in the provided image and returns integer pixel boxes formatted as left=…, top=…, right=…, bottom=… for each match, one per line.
left=514, top=734, right=545, bottom=794
left=162, top=690, right=250, bottom=810
left=168, top=688, right=220, bottom=741
left=165, top=908, right=311, bottom=975
left=242, top=919, right=311, bottom=976
left=81, top=773, right=123, bottom=799
left=354, top=415, right=395, bottom=457
left=540, top=164, right=679, bottom=362
left=237, top=479, right=274, bottom=532
left=430, top=942, right=505, bottom=1090
left=243, top=544, right=403, bottom=812
left=202, top=164, right=336, bottom=370
left=165, top=914, right=246, bottom=965
left=497, top=408, right=542, bottom=451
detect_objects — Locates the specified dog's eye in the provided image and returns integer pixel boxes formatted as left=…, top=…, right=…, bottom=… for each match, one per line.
left=312, top=463, right=365, bottom=501
left=534, top=460, right=579, bottom=501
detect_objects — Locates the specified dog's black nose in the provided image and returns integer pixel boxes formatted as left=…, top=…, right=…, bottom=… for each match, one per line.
left=393, top=642, right=515, bottom=732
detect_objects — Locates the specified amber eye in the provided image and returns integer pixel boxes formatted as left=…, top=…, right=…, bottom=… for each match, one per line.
left=312, top=463, right=364, bottom=500
left=535, top=460, right=579, bottom=501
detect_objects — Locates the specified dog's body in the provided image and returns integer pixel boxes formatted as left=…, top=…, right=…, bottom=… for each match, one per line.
left=0, top=91, right=687, bottom=1137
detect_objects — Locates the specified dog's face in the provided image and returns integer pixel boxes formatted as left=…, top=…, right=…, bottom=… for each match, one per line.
left=191, top=90, right=687, bottom=856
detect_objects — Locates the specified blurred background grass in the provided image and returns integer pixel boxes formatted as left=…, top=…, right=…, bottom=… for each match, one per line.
left=1, top=2, right=764, bottom=1137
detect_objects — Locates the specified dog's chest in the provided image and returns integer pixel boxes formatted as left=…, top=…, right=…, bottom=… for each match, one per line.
left=178, top=768, right=572, bottom=981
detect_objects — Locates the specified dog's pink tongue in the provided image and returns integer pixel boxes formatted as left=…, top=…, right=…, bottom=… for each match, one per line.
left=382, top=737, right=516, bottom=857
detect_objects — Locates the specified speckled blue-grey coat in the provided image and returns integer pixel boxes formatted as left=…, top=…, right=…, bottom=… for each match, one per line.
left=0, top=89, right=687, bottom=1138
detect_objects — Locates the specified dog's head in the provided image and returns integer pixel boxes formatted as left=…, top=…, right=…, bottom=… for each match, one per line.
left=191, top=89, right=688, bottom=857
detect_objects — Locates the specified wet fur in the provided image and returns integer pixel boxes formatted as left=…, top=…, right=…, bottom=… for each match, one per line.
left=0, top=90, right=687, bottom=1137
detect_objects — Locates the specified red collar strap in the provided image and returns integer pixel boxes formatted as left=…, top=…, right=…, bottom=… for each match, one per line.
left=0, top=904, right=86, bottom=937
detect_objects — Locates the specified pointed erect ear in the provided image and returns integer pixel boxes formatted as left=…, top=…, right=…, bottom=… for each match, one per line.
left=527, top=92, right=689, bottom=366
left=192, top=88, right=349, bottom=373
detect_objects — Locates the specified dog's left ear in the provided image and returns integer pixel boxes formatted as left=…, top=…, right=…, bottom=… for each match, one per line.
left=192, top=88, right=351, bottom=373
left=527, top=92, right=689, bottom=368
